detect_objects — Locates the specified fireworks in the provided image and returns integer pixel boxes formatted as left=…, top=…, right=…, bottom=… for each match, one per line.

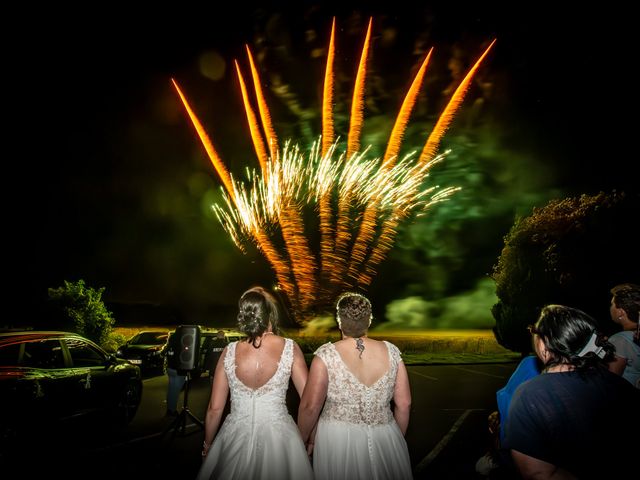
left=172, top=19, right=495, bottom=323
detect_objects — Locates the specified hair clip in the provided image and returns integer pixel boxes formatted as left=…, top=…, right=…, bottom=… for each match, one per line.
left=577, top=331, right=606, bottom=359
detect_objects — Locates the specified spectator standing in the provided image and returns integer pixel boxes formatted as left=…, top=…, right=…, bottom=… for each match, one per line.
left=607, top=283, right=640, bottom=388
left=163, top=330, right=187, bottom=416
left=503, top=304, right=639, bottom=479
left=476, top=354, right=541, bottom=478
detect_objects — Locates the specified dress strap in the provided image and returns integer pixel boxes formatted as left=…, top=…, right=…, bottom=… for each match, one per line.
left=223, top=341, right=238, bottom=379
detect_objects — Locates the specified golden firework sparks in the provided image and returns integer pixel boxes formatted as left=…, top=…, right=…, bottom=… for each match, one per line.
left=174, top=19, right=495, bottom=323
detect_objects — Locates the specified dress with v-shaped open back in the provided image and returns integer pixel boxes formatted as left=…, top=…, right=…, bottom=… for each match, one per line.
left=196, top=338, right=313, bottom=480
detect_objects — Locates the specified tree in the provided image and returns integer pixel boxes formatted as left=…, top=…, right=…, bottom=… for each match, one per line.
left=491, top=191, right=639, bottom=353
left=46, top=279, right=115, bottom=347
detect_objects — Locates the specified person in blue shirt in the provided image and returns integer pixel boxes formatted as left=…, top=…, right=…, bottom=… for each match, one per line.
left=476, top=354, right=540, bottom=478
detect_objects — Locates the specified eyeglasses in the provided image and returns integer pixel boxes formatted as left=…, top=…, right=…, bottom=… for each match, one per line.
left=527, top=325, right=541, bottom=336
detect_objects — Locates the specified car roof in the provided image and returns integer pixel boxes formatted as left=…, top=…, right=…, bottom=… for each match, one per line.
left=200, top=328, right=246, bottom=336
left=131, top=330, right=170, bottom=336
left=0, top=331, right=94, bottom=346
left=0, top=330, right=83, bottom=338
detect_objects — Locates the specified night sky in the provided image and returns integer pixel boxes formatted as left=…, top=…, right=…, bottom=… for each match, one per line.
left=6, top=2, right=637, bottom=329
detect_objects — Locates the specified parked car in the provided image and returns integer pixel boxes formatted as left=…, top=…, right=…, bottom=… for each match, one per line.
left=0, top=330, right=143, bottom=451
left=116, top=330, right=170, bottom=375
left=191, top=328, right=247, bottom=378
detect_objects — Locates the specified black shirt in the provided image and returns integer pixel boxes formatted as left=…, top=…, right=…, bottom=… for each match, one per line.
left=205, top=337, right=228, bottom=376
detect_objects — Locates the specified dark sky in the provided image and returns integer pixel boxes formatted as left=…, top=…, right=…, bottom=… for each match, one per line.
left=6, top=2, right=637, bottom=327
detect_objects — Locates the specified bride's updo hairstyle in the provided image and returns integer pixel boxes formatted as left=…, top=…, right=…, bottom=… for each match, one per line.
left=336, top=292, right=373, bottom=338
left=237, top=286, right=280, bottom=348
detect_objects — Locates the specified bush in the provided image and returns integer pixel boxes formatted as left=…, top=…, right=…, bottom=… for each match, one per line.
left=102, top=331, right=129, bottom=353
left=46, top=279, right=116, bottom=347
left=491, top=191, right=639, bottom=353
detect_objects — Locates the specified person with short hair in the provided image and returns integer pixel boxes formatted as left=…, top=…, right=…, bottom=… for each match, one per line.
left=297, top=292, right=413, bottom=480
left=504, top=304, right=639, bottom=479
left=607, top=283, right=640, bottom=388
left=197, top=286, right=313, bottom=480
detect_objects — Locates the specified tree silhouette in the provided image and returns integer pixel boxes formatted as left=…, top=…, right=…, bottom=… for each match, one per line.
left=491, top=191, right=639, bottom=353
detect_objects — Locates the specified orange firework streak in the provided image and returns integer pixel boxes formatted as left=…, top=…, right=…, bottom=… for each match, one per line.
left=330, top=18, right=372, bottom=288
left=346, top=49, right=433, bottom=283
left=171, top=80, right=297, bottom=306
left=237, top=58, right=318, bottom=311
left=318, top=18, right=337, bottom=296
left=171, top=79, right=236, bottom=201
left=357, top=40, right=497, bottom=287
left=245, top=46, right=279, bottom=164
left=235, top=61, right=269, bottom=175
left=382, top=49, right=434, bottom=170
left=321, top=18, right=336, bottom=157
left=419, top=40, right=497, bottom=166
left=346, top=17, right=372, bottom=160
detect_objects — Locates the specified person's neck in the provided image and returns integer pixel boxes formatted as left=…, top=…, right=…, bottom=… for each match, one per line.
left=342, top=334, right=367, bottom=340
left=545, top=363, right=574, bottom=373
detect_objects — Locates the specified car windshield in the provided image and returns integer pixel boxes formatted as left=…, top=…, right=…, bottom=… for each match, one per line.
left=130, top=332, right=168, bottom=345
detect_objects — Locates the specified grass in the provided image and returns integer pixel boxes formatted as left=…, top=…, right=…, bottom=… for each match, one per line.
left=112, top=326, right=522, bottom=365
left=289, top=329, right=522, bottom=365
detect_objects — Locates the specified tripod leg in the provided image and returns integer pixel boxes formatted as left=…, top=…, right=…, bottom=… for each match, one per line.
left=186, top=408, right=204, bottom=429
left=161, top=371, right=204, bottom=443
left=178, top=413, right=184, bottom=435
left=161, top=411, right=182, bottom=441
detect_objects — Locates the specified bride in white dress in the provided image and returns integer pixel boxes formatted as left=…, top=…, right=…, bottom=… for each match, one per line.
left=197, top=286, right=314, bottom=480
left=298, top=292, right=413, bottom=480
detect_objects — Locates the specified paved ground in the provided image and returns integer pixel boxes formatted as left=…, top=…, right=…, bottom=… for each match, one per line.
left=4, top=359, right=519, bottom=479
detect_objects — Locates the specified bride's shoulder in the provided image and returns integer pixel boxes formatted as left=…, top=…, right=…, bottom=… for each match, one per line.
left=381, top=341, right=403, bottom=361
left=313, top=342, right=334, bottom=357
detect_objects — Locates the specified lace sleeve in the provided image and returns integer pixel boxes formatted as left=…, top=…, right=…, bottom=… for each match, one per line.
left=385, top=341, right=403, bottom=365
left=313, top=342, right=333, bottom=366
left=223, top=341, right=237, bottom=377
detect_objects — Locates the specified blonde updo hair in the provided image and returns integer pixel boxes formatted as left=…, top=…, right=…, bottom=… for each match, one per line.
left=237, top=286, right=280, bottom=348
left=336, top=292, right=372, bottom=337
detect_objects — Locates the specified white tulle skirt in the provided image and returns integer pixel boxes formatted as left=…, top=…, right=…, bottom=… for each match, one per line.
left=313, top=419, right=413, bottom=480
left=196, top=413, right=314, bottom=480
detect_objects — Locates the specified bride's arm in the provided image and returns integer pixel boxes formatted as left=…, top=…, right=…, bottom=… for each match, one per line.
left=202, top=347, right=230, bottom=458
left=297, top=356, right=328, bottom=446
left=290, top=341, right=309, bottom=397
left=392, top=361, right=411, bottom=435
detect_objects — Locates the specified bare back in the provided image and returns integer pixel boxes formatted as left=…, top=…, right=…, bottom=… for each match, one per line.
left=234, top=335, right=286, bottom=390
left=333, top=338, right=390, bottom=387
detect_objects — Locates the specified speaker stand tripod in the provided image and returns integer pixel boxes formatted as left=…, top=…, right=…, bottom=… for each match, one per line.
left=161, top=371, right=204, bottom=443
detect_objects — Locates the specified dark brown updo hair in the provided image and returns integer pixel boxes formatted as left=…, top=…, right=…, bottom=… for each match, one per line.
left=336, top=292, right=372, bottom=338
left=237, top=286, right=280, bottom=348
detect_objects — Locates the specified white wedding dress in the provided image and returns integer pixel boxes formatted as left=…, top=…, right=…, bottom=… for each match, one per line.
left=312, top=341, right=413, bottom=480
left=196, top=338, right=314, bottom=480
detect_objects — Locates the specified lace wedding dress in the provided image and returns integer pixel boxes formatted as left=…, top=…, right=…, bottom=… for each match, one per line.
left=312, top=341, right=413, bottom=480
left=196, top=338, right=313, bottom=480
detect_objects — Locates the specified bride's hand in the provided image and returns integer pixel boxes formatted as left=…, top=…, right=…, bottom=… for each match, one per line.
left=202, top=440, right=211, bottom=460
